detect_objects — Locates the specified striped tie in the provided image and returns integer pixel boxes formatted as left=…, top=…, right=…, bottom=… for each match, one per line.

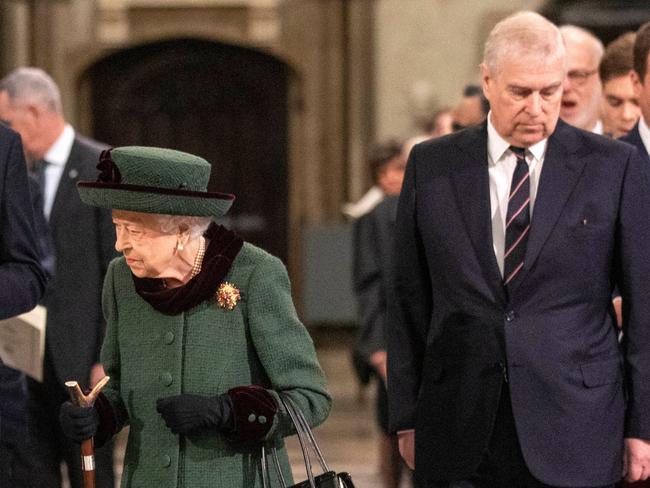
left=504, top=146, right=530, bottom=288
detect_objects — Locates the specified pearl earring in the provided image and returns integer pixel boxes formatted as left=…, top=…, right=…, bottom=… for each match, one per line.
left=177, top=240, right=184, bottom=251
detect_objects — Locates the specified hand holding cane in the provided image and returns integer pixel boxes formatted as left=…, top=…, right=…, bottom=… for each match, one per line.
left=65, top=376, right=110, bottom=488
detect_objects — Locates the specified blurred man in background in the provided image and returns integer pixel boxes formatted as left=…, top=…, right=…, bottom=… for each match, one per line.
left=622, top=20, right=650, bottom=162
left=560, top=25, right=604, bottom=133
left=451, top=84, right=489, bottom=132
left=353, top=139, right=409, bottom=488
left=0, top=67, right=115, bottom=488
left=600, top=32, right=640, bottom=138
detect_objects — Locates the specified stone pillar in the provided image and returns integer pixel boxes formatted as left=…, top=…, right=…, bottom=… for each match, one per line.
left=344, top=0, right=375, bottom=203
left=0, top=1, right=31, bottom=74
left=280, top=0, right=347, bottom=225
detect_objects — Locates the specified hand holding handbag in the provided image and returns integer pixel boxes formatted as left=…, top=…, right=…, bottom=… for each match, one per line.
left=261, top=394, right=355, bottom=488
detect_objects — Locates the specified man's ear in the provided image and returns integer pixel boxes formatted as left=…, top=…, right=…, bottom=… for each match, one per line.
left=25, top=103, right=41, bottom=121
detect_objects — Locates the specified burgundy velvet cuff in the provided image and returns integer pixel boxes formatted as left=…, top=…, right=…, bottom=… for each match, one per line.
left=93, top=391, right=118, bottom=448
left=227, top=385, right=278, bottom=443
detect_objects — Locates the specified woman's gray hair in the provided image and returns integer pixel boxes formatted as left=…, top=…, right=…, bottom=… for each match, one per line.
left=483, top=11, right=566, bottom=75
left=0, top=67, right=63, bottom=114
left=154, top=214, right=213, bottom=238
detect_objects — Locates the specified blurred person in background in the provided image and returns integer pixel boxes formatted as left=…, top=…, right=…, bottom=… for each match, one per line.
left=622, top=20, right=650, bottom=163
left=599, top=32, right=640, bottom=139
left=0, top=67, right=115, bottom=488
left=342, top=139, right=405, bottom=219
left=353, top=139, right=410, bottom=488
left=451, top=84, right=489, bottom=132
left=426, top=108, right=454, bottom=137
left=560, top=25, right=604, bottom=133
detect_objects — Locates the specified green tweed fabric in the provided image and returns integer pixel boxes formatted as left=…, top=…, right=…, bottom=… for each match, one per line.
left=100, top=243, right=332, bottom=488
left=111, top=147, right=211, bottom=192
left=77, top=146, right=234, bottom=217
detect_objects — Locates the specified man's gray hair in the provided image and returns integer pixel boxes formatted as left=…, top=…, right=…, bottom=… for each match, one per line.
left=154, top=214, right=213, bottom=238
left=0, top=67, right=63, bottom=114
left=483, top=11, right=566, bottom=74
left=559, top=25, right=604, bottom=60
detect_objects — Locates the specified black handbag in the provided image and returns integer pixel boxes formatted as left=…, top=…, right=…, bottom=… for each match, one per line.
left=261, top=395, right=355, bottom=488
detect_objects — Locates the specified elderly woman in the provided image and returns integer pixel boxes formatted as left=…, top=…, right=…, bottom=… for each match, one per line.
left=59, top=147, right=331, bottom=487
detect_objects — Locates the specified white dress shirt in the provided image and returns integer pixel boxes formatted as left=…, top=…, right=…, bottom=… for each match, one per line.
left=638, top=116, right=650, bottom=159
left=487, top=115, right=548, bottom=277
left=42, top=124, right=75, bottom=220
left=591, top=119, right=604, bottom=135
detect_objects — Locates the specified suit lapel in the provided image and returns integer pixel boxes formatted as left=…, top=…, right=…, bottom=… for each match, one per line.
left=49, top=139, right=81, bottom=227
left=621, top=124, right=650, bottom=163
left=515, top=121, right=586, bottom=288
left=451, top=124, right=507, bottom=305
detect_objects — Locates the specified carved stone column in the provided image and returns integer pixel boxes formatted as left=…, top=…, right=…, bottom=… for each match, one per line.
left=280, top=0, right=375, bottom=223
left=0, top=1, right=31, bottom=74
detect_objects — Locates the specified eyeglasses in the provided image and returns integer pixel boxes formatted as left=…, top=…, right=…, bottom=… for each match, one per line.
left=567, top=69, right=598, bottom=86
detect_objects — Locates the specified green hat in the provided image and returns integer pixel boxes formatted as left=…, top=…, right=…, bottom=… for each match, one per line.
left=77, top=146, right=234, bottom=216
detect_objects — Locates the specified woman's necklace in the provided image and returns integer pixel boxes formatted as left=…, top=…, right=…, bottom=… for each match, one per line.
left=189, top=236, right=206, bottom=279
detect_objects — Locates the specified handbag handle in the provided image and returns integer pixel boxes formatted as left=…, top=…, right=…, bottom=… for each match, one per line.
left=283, top=396, right=330, bottom=473
left=261, top=393, right=330, bottom=488
left=283, top=395, right=330, bottom=472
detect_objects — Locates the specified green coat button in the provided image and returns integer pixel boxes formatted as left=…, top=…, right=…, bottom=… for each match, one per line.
left=161, top=454, right=171, bottom=467
left=164, top=332, right=174, bottom=344
left=159, top=372, right=173, bottom=386
left=247, top=413, right=257, bottom=423
left=258, top=415, right=267, bottom=424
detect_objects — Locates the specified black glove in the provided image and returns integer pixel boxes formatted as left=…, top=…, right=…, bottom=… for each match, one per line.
left=59, top=401, right=99, bottom=442
left=156, top=393, right=233, bottom=435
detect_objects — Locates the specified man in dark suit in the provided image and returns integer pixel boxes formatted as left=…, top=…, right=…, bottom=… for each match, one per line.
left=0, top=68, right=115, bottom=488
left=621, top=21, right=650, bottom=163
left=388, top=11, right=650, bottom=488
left=353, top=140, right=406, bottom=488
left=0, top=123, right=47, bottom=488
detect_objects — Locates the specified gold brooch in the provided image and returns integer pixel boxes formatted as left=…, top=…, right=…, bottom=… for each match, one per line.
left=216, top=282, right=241, bottom=310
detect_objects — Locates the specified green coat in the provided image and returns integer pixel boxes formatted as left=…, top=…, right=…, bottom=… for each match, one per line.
left=100, top=243, right=331, bottom=488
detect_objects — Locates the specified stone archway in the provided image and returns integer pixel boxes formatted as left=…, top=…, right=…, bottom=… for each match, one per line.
left=80, top=38, right=290, bottom=262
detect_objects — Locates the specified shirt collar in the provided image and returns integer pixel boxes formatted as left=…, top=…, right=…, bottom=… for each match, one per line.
left=487, top=112, right=547, bottom=165
left=639, top=116, right=650, bottom=157
left=591, top=119, right=604, bottom=135
left=44, top=124, right=75, bottom=167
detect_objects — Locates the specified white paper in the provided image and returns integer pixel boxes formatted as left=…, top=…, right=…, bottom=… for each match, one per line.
left=0, top=305, right=46, bottom=381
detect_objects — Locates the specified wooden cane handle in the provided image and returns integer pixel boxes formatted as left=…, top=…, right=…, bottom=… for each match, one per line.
left=64, top=376, right=109, bottom=488
left=65, top=376, right=110, bottom=408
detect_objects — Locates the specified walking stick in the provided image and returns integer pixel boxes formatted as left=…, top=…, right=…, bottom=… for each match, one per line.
left=65, top=376, right=110, bottom=488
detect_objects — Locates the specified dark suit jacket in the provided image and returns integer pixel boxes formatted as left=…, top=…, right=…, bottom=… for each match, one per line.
left=620, top=122, right=650, bottom=163
left=387, top=120, right=650, bottom=487
left=42, top=134, right=115, bottom=387
left=353, top=195, right=398, bottom=360
left=0, top=125, right=46, bottom=318
left=0, top=125, right=46, bottom=443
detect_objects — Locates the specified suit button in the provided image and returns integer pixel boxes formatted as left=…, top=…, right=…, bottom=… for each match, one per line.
left=164, top=332, right=174, bottom=344
left=159, top=372, right=173, bottom=386
left=505, top=311, right=516, bottom=322
left=258, top=415, right=267, bottom=424
left=248, top=413, right=257, bottom=423
left=161, top=454, right=171, bottom=467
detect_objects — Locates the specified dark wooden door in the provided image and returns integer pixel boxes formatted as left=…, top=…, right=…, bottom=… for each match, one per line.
left=83, top=38, right=289, bottom=262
